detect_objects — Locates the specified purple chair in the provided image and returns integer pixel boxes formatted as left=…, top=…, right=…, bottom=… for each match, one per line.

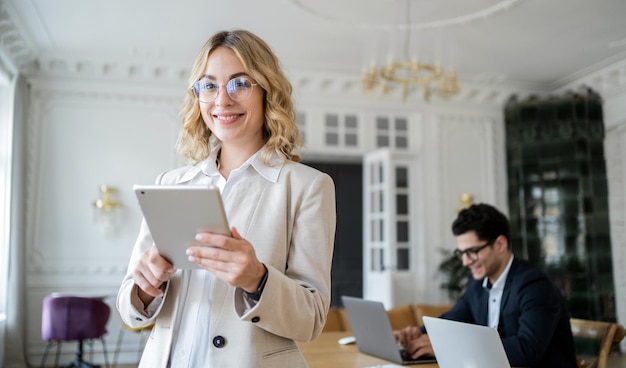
left=40, top=294, right=111, bottom=368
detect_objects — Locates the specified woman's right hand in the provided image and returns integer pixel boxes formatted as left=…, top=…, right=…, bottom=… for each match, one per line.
left=132, top=245, right=175, bottom=305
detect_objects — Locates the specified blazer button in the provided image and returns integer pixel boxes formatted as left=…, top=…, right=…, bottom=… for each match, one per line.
left=251, top=316, right=260, bottom=323
left=134, top=317, right=143, bottom=321
left=212, top=335, right=226, bottom=348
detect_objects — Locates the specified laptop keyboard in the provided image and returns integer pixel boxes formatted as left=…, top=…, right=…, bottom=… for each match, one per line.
left=399, top=349, right=436, bottom=364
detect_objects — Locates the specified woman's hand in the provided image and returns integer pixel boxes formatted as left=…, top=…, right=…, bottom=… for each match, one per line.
left=187, top=227, right=266, bottom=293
left=133, top=245, right=175, bottom=305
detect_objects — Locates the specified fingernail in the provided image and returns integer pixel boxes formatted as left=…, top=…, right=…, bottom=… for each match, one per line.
left=195, top=234, right=202, bottom=241
left=188, top=256, right=196, bottom=263
left=186, top=249, right=193, bottom=256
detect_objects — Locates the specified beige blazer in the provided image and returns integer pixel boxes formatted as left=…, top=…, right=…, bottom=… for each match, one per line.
left=117, top=158, right=336, bottom=367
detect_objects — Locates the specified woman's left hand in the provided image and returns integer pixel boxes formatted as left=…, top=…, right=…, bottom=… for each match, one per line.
left=186, top=227, right=266, bottom=293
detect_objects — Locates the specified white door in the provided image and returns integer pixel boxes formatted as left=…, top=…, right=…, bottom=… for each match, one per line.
left=362, top=149, right=418, bottom=308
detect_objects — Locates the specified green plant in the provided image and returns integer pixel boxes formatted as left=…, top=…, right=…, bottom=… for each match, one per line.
left=437, top=249, right=470, bottom=302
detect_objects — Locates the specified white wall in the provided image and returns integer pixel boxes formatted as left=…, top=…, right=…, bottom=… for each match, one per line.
left=11, top=59, right=626, bottom=363
left=22, top=76, right=184, bottom=365
left=15, top=65, right=516, bottom=364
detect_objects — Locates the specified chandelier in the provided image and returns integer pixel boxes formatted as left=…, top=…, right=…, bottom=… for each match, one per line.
left=288, top=0, right=527, bottom=102
left=362, top=0, right=459, bottom=102
left=362, top=61, right=459, bottom=102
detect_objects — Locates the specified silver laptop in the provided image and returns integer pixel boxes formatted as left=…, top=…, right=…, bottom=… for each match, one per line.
left=423, top=316, right=511, bottom=368
left=341, top=296, right=437, bottom=365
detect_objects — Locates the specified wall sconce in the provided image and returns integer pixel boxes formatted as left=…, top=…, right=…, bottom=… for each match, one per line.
left=92, top=185, right=122, bottom=234
left=456, top=193, right=474, bottom=214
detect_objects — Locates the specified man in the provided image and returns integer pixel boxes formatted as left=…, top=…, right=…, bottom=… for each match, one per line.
left=397, top=203, right=577, bottom=368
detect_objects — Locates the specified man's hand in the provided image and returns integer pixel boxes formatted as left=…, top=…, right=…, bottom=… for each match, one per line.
left=395, top=326, right=436, bottom=359
left=404, top=333, right=435, bottom=359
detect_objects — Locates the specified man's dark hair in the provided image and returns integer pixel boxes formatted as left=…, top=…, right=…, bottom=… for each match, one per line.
left=452, top=203, right=511, bottom=247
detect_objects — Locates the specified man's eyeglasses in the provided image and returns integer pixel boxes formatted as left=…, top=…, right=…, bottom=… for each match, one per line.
left=191, top=77, right=258, bottom=103
left=453, top=240, right=494, bottom=261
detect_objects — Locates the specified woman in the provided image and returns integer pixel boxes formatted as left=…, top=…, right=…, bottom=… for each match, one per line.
left=117, top=29, right=336, bottom=367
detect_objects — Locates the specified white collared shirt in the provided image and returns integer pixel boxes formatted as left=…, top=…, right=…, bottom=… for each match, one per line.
left=166, top=146, right=282, bottom=367
left=483, top=255, right=514, bottom=330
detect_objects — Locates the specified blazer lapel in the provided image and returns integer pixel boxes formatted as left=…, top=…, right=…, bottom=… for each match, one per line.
left=497, top=258, right=519, bottom=332
left=500, top=258, right=519, bottom=312
left=478, top=287, right=490, bottom=325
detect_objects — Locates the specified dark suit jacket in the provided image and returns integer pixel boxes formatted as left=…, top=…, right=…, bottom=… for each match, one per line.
left=439, top=257, right=578, bottom=368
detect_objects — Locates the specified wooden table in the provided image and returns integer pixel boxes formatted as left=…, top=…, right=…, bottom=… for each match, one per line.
left=298, top=331, right=438, bottom=368
left=298, top=332, right=626, bottom=368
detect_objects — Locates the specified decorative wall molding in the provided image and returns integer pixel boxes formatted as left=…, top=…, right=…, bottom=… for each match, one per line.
left=24, top=87, right=182, bottom=276
left=24, top=56, right=191, bottom=84
left=20, top=56, right=544, bottom=106
left=553, top=55, right=626, bottom=99
left=0, top=4, right=35, bottom=70
left=12, top=55, right=626, bottom=110
left=291, top=68, right=550, bottom=106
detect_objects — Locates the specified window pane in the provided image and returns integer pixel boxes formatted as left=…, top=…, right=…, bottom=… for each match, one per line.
left=396, top=194, right=408, bottom=215
left=296, top=111, right=306, bottom=126
left=397, top=248, right=409, bottom=270
left=396, top=221, right=409, bottom=242
left=395, top=136, right=408, bottom=148
left=376, top=117, right=389, bottom=130
left=395, top=117, right=408, bottom=131
left=325, top=133, right=338, bottom=145
left=345, top=115, right=358, bottom=128
left=371, top=248, right=384, bottom=271
left=325, top=114, right=338, bottom=127
left=371, top=191, right=377, bottom=213
left=345, top=133, right=358, bottom=146
left=396, top=167, right=408, bottom=188
left=377, top=135, right=389, bottom=147
left=296, top=111, right=306, bottom=144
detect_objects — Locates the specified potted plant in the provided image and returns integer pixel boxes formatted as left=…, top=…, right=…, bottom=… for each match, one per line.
left=437, top=249, right=470, bottom=302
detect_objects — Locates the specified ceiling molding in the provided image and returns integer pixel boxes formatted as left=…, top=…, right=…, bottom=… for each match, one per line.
left=287, top=0, right=527, bottom=31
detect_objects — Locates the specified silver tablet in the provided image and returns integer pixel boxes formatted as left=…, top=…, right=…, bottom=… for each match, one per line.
left=133, top=184, right=231, bottom=269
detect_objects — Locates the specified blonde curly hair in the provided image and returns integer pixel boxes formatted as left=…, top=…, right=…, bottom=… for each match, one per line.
left=176, top=29, right=302, bottom=165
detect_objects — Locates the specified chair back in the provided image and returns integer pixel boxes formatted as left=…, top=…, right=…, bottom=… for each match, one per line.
left=386, top=304, right=419, bottom=331
left=323, top=307, right=347, bottom=332
left=413, top=304, right=453, bottom=326
left=570, top=318, right=625, bottom=368
left=42, top=294, right=111, bottom=341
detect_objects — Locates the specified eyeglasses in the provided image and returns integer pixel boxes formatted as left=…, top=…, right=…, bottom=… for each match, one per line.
left=453, top=240, right=494, bottom=261
left=191, top=77, right=258, bottom=103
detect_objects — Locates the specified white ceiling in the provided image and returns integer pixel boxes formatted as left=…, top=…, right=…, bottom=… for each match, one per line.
left=4, top=0, right=626, bottom=89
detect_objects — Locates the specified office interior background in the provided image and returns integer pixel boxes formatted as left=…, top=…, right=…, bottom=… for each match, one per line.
left=1, top=0, right=626, bottom=366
